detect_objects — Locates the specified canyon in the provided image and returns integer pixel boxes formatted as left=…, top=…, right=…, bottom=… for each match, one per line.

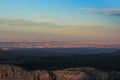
left=0, top=47, right=120, bottom=80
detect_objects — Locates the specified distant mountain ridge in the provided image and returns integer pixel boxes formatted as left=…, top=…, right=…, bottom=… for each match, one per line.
left=0, top=48, right=118, bottom=55
left=0, top=41, right=120, bottom=48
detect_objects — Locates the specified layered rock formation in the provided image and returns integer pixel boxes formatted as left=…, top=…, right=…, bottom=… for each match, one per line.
left=0, top=65, right=50, bottom=80
left=0, top=64, right=120, bottom=80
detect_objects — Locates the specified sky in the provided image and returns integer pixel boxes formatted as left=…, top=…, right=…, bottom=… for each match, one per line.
left=0, top=0, right=120, bottom=42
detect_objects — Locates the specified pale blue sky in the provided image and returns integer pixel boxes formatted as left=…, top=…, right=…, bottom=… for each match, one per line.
left=0, top=0, right=120, bottom=42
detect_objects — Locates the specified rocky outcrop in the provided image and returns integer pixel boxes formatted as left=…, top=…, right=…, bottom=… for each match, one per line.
left=53, top=68, right=120, bottom=80
left=0, top=65, right=50, bottom=80
left=0, top=64, right=120, bottom=80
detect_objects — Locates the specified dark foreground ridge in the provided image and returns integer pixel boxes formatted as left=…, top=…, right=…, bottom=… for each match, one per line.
left=0, top=64, right=120, bottom=80
left=0, top=49, right=120, bottom=71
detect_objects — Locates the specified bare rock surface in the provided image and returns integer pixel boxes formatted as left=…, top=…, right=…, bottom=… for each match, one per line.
left=0, top=64, right=120, bottom=80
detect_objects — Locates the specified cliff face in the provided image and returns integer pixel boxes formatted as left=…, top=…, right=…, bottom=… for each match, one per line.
left=0, top=65, right=50, bottom=80
left=0, top=65, right=120, bottom=80
left=53, top=68, right=120, bottom=80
